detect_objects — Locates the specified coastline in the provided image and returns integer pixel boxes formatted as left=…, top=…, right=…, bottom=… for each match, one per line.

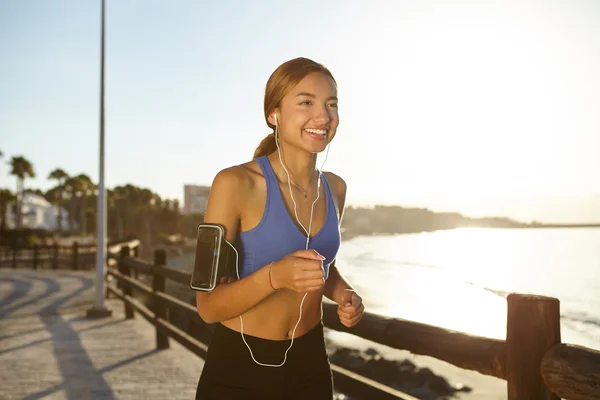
left=339, top=223, right=600, bottom=242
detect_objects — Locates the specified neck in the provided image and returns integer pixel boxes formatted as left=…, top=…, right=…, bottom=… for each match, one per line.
left=273, top=145, right=318, bottom=188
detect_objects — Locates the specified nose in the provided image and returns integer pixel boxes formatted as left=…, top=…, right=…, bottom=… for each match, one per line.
left=314, top=105, right=331, bottom=124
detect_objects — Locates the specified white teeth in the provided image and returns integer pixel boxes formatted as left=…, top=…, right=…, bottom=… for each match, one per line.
left=305, top=128, right=327, bottom=135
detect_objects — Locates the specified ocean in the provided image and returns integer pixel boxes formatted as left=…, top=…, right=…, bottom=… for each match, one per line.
left=333, top=227, right=600, bottom=351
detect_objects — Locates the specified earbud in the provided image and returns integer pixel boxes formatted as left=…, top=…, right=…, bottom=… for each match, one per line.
left=273, top=113, right=278, bottom=124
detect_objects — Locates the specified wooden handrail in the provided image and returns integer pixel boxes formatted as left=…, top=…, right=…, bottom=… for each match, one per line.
left=153, top=265, right=190, bottom=285
left=122, top=257, right=154, bottom=275
left=541, top=343, right=600, bottom=400
left=0, top=238, right=140, bottom=270
left=107, top=239, right=141, bottom=254
left=106, top=284, right=209, bottom=358
left=322, top=303, right=507, bottom=379
left=119, top=255, right=190, bottom=285
left=102, top=245, right=600, bottom=400
left=8, top=239, right=600, bottom=399
left=106, top=247, right=410, bottom=398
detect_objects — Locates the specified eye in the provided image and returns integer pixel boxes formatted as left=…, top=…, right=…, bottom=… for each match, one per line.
left=328, top=103, right=338, bottom=109
left=299, top=100, right=313, bottom=106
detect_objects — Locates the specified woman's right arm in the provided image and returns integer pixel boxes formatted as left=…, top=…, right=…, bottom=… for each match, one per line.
left=195, top=167, right=274, bottom=324
left=195, top=166, right=327, bottom=324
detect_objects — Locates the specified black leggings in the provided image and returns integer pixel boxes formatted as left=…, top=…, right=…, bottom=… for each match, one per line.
left=196, top=322, right=333, bottom=400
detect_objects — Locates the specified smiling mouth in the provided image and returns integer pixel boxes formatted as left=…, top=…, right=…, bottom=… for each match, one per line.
left=304, top=128, right=327, bottom=136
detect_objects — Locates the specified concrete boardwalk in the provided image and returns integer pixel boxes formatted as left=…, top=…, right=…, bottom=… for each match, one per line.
left=0, top=269, right=203, bottom=400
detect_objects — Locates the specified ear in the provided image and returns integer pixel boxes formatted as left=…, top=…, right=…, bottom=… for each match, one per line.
left=267, top=109, right=280, bottom=126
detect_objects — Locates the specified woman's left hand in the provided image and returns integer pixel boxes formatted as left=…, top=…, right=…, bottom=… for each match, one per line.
left=337, top=289, right=364, bottom=328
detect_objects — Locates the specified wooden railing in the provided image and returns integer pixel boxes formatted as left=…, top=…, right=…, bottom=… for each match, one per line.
left=6, top=240, right=598, bottom=399
left=105, top=247, right=415, bottom=400
left=0, top=239, right=140, bottom=270
left=323, top=296, right=600, bottom=399
left=103, top=246, right=600, bottom=400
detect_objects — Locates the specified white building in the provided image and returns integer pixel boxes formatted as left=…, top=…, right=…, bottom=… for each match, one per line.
left=4, top=192, right=72, bottom=231
left=183, top=184, right=210, bottom=215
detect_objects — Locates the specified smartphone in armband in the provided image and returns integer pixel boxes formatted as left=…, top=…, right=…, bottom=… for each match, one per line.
left=189, top=223, right=238, bottom=292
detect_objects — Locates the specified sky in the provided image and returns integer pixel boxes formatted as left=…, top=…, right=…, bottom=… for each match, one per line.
left=1, top=0, right=599, bottom=223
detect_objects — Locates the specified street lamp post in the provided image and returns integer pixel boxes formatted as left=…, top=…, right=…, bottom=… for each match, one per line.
left=87, top=0, right=112, bottom=319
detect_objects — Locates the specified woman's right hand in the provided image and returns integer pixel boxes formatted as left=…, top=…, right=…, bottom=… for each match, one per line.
left=270, top=249, right=326, bottom=292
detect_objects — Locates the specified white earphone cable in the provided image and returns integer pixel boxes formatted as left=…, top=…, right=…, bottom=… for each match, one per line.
left=239, top=115, right=323, bottom=367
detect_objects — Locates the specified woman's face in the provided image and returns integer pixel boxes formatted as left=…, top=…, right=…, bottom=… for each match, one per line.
left=272, top=72, right=339, bottom=154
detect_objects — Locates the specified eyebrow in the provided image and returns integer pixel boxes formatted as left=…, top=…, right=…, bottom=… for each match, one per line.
left=295, top=92, right=338, bottom=101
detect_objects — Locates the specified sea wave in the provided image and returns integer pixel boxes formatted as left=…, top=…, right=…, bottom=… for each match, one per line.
left=561, top=311, right=600, bottom=330
left=349, top=254, right=445, bottom=271
left=463, top=282, right=600, bottom=337
left=464, top=283, right=511, bottom=299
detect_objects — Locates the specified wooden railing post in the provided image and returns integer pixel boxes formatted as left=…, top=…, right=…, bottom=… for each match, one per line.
left=11, top=245, right=17, bottom=269
left=33, top=244, right=38, bottom=270
left=53, top=243, right=58, bottom=269
left=72, top=242, right=79, bottom=270
left=153, top=249, right=169, bottom=349
left=507, top=293, right=561, bottom=400
left=132, top=244, right=139, bottom=279
left=119, top=246, right=134, bottom=319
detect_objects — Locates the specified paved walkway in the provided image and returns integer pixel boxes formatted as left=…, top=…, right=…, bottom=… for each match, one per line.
left=0, top=268, right=203, bottom=400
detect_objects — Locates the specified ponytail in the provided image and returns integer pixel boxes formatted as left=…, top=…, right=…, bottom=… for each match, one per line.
left=253, top=133, right=277, bottom=159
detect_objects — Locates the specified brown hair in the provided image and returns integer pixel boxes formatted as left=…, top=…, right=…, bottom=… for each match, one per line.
left=253, top=57, right=337, bottom=159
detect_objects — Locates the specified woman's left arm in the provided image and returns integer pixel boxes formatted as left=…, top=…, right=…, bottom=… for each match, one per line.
left=322, top=173, right=365, bottom=328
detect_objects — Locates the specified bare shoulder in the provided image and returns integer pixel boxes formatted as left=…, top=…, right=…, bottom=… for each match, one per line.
left=211, top=160, right=263, bottom=192
left=206, top=161, right=264, bottom=215
left=238, top=159, right=265, bottom=181
left=204, top=164, right=257, bottom=242
left=323, top=171, right=347, bottom=202
left=322, top=171, right=347, bottom=220
left=209, top=165, right=247, bottom=199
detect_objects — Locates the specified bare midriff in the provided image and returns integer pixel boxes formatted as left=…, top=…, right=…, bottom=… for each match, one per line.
left=221, top=287, right=324, bottom=340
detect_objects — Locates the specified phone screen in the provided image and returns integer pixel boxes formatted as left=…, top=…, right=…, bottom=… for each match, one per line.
left=191, top=228, right=219, bottom=290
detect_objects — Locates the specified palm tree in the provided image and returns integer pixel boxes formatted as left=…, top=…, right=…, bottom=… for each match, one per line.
left=0, top=150, right=4, bottom=189
left=127, top=185, right=142, bottom=235
left=112, top=185, right=129, bottom=238
left=8, top=156, right=35, bottom=229
left=107, top=188, right=118, bottom=238
left=24, top=188, right=44, bottom=196
left=64, top=176, right=79, bottom=232
left=138, top=188, right=155, bottom=250
left=64, top=174, right=96, bottom=235
left=74, top=174, right=95, bottom=236
left=48, top=169, right=69, bottom=232
left=0, top=188, right=16, bottom=233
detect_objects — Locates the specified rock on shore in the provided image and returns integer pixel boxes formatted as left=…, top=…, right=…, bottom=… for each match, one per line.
left=327, top=343, right=472, bottom=400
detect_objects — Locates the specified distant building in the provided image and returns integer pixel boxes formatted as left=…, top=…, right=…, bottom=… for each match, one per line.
left=4, top=192, right=71, bottom=230
left=183, top=184, right=211, bottom=215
